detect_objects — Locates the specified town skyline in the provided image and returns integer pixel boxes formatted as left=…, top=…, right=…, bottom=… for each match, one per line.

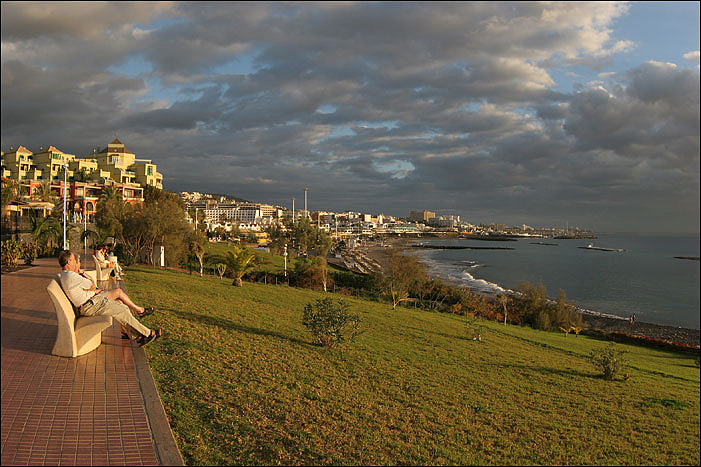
left=2, top=2, right=699, bottom=234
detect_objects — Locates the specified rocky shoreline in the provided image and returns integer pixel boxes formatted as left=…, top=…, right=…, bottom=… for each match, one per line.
left=359, top=236, right=700, bottom=349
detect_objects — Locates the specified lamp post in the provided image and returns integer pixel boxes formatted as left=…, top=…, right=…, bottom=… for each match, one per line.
left=84, top=200, right=87, bottom=262
left=283, top=244, right=287, bottom=277
left=304, top=187, right=308, bottom=219
left=62, top=163, right=69, bottom=250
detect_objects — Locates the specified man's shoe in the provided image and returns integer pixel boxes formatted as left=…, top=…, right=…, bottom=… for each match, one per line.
left=138, top=329, right=163, bottom=347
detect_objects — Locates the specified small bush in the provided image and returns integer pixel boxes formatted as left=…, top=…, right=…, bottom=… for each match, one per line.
left=589, top=343, right=628, bottom=380
left=21, top=241, right=39, bottom=265
left=1, top=240, right=22, bottom=268
left=302, top=297, right=361, bottom=348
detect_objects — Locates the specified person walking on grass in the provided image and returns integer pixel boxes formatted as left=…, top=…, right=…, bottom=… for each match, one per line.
left=58, top=250, right=162, bottom=346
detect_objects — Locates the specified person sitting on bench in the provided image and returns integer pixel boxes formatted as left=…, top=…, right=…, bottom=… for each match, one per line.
left=58, top=250, right=162, bottom=346
left=96, top=244, right=124, bottom=280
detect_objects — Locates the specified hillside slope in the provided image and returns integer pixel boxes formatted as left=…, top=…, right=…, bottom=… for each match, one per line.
left=128, top=267, right=700, bottom=466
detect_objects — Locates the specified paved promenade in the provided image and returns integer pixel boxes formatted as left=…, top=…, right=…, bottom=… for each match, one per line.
left=1, top=257, right=182, bottom=466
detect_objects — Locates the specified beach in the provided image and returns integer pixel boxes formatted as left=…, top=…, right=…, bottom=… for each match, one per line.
left=359, top=236, right=700, bottom=348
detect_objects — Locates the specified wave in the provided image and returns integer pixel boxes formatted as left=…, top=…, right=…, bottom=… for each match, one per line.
left=408, top=249, right=509, bottom=295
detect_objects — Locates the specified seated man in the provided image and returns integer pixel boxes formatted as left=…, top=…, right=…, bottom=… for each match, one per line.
left=58, top=250, right=162, bottom=346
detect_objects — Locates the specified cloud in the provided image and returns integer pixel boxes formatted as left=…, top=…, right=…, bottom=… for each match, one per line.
left=2, top=1, right=698, bottom=232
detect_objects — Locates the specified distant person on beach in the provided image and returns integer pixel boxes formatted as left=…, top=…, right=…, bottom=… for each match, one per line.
left=58, top=250, right=162, bottom=346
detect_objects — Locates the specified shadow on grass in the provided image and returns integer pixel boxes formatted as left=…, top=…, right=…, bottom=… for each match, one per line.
left=166, top=308, right=314, bottom=348
left=486, top=362, right=596, bottom=379
left=402, top=325, right=477, bottom=342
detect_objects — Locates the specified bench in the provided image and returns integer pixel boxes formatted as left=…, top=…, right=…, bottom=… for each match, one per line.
left=46, top=270, right=113, bottom=357
left=92, top=254, right=114, bottom=284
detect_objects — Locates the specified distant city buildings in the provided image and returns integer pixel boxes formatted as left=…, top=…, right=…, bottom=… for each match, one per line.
left=409, top=210, right=435, bottom=223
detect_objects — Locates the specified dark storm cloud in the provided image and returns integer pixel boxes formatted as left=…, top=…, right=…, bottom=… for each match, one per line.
left=1, top=2, right=698, bottom=232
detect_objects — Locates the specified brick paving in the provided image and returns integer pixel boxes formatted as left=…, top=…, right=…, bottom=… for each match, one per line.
left=1, top=257, right=161, bottom=466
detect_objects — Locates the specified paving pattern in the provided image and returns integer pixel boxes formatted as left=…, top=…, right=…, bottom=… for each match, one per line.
left=1, top=257, right=160, bottom=466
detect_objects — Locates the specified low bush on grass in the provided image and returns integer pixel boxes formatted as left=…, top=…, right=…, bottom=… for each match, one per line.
left=590, top=343, right=628, bottom=380
left=302, top=297, right=361, bottom=348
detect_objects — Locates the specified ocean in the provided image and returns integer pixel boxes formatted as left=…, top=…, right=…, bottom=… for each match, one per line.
left=404, top=233, right=700, bottom=330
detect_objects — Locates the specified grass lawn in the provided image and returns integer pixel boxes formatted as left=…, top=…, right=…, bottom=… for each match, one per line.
left=127, top=265, right=700, bottom=466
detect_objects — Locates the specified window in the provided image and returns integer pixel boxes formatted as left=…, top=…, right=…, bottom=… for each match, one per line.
left=147, top=166, right=153, bottom=176
left=111, top=155, right=120, bottom=164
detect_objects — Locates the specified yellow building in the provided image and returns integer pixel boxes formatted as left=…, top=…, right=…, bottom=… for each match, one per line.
left=93, top=139, right=163, bottom=188
left=1, top=138, right=163, bottom=189
left=1, top=138, right=160, bottom=222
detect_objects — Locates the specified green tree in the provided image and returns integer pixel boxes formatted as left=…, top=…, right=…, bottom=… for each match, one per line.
left=188, top=231, right=207, bottom=276
left=32, top=181, right=56, bottom=203
left=293, top=256, right=333, bottom=292
left=224, top=246, right=258, bottom=286
left=1, top=179, right=21, bottom=216
left=302, top=297, right=361, bottom=348
left=32, top=216, right=65, bottom=253
left=384, top=251, right=426, bottom=309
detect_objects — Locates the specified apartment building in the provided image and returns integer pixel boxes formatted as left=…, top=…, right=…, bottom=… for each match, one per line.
left=409, top=210, right=436, bottom=223
left=1, top=139, right=159, bottom=221
left=1, top=139, right=163, bottom=188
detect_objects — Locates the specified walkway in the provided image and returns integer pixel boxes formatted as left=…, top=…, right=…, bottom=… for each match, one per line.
left=1, top=257, right=183, bottom=466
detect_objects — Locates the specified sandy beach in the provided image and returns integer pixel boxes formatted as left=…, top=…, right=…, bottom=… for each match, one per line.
left=359, top=236, right=700, bottom=348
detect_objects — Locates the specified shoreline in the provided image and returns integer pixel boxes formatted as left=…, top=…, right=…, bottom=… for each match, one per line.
left=358, top=236, right=700, bottom=348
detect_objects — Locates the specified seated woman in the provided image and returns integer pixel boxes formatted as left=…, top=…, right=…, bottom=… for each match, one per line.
left=96, top=244, right=125, bottom=280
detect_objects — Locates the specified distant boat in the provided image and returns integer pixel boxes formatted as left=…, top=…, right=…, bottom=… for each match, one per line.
left=578, top=244, right=625, bottom=252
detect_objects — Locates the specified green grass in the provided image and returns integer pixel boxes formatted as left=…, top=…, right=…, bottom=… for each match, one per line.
left=126, top=265, right=700, bottom=466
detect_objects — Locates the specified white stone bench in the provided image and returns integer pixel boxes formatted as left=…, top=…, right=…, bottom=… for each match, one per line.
left=46, top=270, right=113, bottom=357
left=92, top=254, right=114, bottom=284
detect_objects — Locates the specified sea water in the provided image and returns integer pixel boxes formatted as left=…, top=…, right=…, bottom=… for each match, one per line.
left=405, top=233, right=700, bottom=329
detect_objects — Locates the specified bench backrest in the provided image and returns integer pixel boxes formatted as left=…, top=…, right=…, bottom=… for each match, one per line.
left=92, top=254, right=107, bottom=281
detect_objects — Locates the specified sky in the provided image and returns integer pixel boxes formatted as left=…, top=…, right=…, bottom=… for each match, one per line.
left=2, top=1, right=699, bottom=233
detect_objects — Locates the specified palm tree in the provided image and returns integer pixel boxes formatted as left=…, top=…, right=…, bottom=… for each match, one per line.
left=99, top=185, right=123, bottom=204
left=1, top=179, right=21, bottom=217
left=32, top=216, right=63, bottom=252
left=224, top=246, right=258, bottom=287
left=32, top=180, right=57, bottom=203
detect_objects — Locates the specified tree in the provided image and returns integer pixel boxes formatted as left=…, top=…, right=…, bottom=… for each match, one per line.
left=384, top=251, right=426, bottom=309
left=80, top=227, right=111, bottom=251
left=497, top=294, right=509, bottom=325
left=188, top=232, right=207, bottom=276
left=1, top=179, right=21, bottom=216
left=32, top=216, right=63, bottom=253
left=293, top=256, right=333, bottom=292
left=224, top=246, right=258, bottom=286
left=32, top=181, right=56, bottom=203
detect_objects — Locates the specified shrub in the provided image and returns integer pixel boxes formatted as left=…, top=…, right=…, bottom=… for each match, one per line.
left=589, top=343, right=628, bottom=380
left=1, top=240, right=22, bottom=268
left=302, top=297, right=361, bottom=348
left=21, top=241, right=39, bottom=265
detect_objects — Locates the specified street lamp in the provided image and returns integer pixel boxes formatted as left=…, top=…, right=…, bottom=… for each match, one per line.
left=283, top=244, right=288, bottom=277
left=62, top=162, right=69, bottom=250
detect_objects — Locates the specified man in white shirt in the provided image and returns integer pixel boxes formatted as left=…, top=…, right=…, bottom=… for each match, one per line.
left=58, top=250, right=162, bottom=346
